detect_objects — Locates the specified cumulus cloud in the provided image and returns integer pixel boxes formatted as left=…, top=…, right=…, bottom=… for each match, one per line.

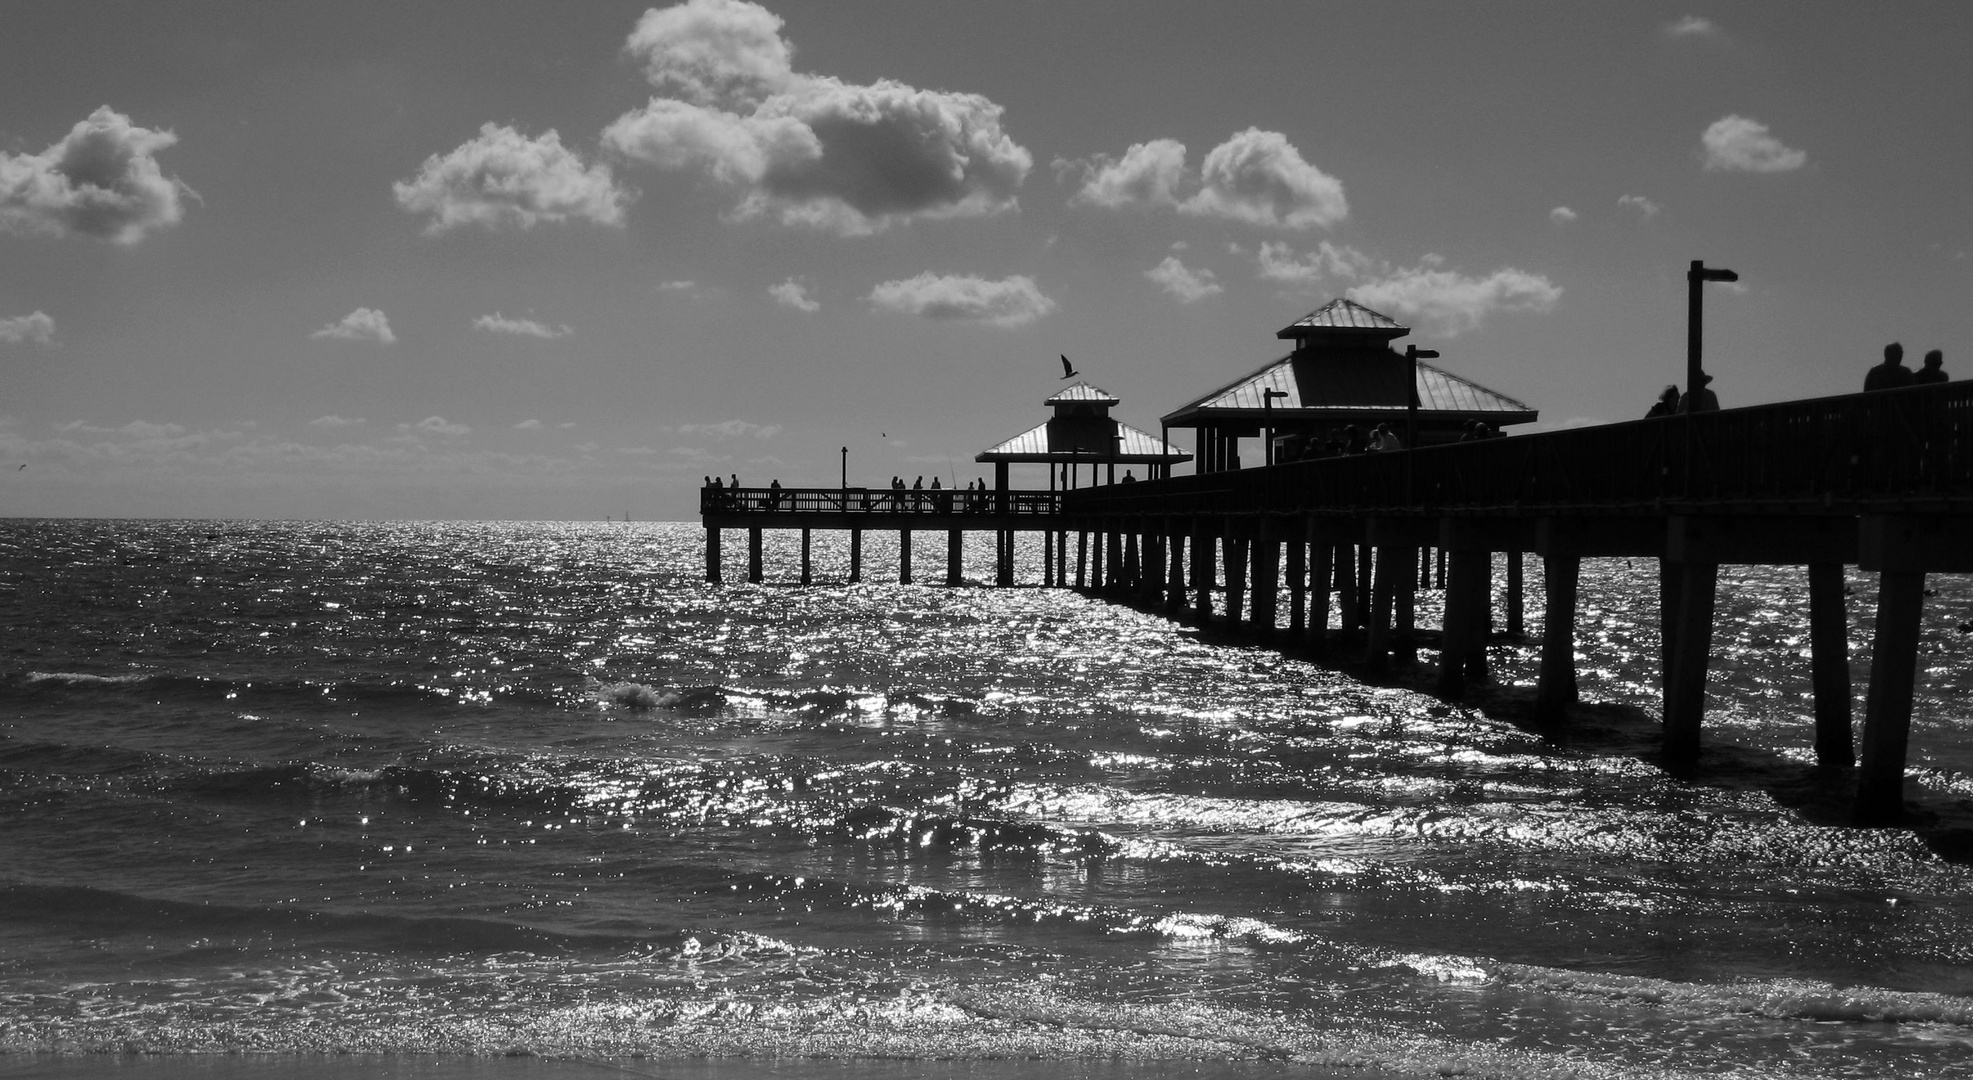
left=868, top=272, right=1055, bottom=328
left=308, top=415, right=365, bottom=428
left=394, top=123, right=629, bottom=233
left=1701, top=115, right=1806, bottom=173
left=1664, top=15, right=1721, bottom=38
left=603, top=0, right=1032, bottom=235
left=1254, top=240, right=1371, bottom=285
left=311, top=308, right=395, bottom=343
left=769, top=277, right=818, bottom=311
left=0, top=311, right=56, bottom=345
left=1348, top=264, right=1562, bottom=336
left=400, top=416, right=470, bottom=437
left=1066, top=138, right=1187, bottom=209
left=1145, top=256, right=1222, bottom=303
left=0, top=106, right=193, bottom=244
left=473, top=312, right=571, bottom=338
left=1618, top=194, right=1660, bottom=220
left=1549, top=206, right=1578, bottom=225
left=1064, top=129, right=1346, bottom=230
left=678, top=419, right=781, bottom=438
left=1181, top=128, right=1347, bottom=229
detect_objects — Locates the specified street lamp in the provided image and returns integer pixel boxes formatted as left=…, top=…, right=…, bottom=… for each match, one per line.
left=1686, top=260, right=1738, bottom=408
left=1403, top=344, right=1439, bottom=451
left=1403, top=344, right=1439, bottom=505
left=1262, top=388, right=1288, bottom=465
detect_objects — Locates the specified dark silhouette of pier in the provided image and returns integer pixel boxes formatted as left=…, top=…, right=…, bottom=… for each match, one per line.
left=702, top=380, right=1973, bottom=827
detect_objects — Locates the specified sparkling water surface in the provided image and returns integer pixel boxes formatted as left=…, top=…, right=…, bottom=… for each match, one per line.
left=4, top=519, right=1973, bottom=1078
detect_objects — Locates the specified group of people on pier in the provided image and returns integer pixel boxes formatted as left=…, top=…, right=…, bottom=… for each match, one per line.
left=1865, top=343, right=1950, bottom=390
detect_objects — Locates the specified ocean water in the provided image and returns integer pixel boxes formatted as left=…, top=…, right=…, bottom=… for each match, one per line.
left=3, top=518, right=1973, bottom=1078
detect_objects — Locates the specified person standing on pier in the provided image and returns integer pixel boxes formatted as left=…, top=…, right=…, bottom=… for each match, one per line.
left=1679, top=372, right=1719, bottom=412
left=1646, top=385, right=1680, bottom=417
left=1913, top=349, right=1950, bottom=385
left=1865, top=342, right=1914, bottom=390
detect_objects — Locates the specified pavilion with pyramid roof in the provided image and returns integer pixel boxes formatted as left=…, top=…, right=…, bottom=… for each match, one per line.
left=1160, top=299, right=1538, bottom=473
left=976, top=381, right=1191, bottom=490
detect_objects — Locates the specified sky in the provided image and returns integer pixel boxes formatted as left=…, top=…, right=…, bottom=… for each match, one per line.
left=3, top=0, right=1970, bottom=521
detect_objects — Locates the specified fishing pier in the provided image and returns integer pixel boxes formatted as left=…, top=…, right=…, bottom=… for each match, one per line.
left=701, top=299, right=1973, bottom=826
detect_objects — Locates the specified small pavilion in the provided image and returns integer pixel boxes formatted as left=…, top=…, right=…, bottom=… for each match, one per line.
left=977, top=381, right=1191, bottom=490
left=1160, top=299, right=1538, bottom=472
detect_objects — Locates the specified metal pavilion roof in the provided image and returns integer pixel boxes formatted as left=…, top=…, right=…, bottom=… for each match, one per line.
left=1161, top=352, right=1536, bottom=426
left=1044, top=380, right=1120, bottom=406
left=1275, top=298, right=1410, bottom=339
left=975, top=418, right=1192, bottom=463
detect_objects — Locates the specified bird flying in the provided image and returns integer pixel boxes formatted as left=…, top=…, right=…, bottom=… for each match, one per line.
left=1059, top=354, right=1079, bottom=379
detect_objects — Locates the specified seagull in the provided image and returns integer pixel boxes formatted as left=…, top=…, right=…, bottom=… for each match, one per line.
left=1059, top=354, right=1079, bottom=380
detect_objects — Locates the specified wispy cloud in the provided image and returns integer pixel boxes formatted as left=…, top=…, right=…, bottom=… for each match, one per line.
left=311, top=308, right=395, bottom=344
left=1549, top=206, right=1578, bottom=225
left=0, top=311, right=56, bottom=345
left=395, top=123, right=629, bottom=233
left=514, top=418, right=543, bottom=430
left=1618, top=194, right=1660, bottom=220
left=677, top=419, right=781, bottom=439
left=0, top=107, right=193, bottom=244
left=603, top=0, right=1031, bottom=235
left=399, top=416, right=470, bottom=437
left=1145, top=256, right=1222, bottom=303
left=473, top=312, right=571, bottom=338
left=1701, top=115, right=1806, bottom=173
left=308, top=415, right=365, bottom=428
left=868, top=272, right=1055, bottom=328
left=768, top=277, right=819, bottom=312
left=1663, top=15, right=1722, bottom=38
left=1065, top=128, right=1346, bottom=230
left=1348, top=261, right=1562, bottom=336
left=1253, top=240, right=1371, bottom=285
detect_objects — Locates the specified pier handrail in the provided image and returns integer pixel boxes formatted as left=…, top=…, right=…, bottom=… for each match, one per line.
left=702, top=486, right=1063, bottom=517
left=1065, top=382, right=1973, bottom=518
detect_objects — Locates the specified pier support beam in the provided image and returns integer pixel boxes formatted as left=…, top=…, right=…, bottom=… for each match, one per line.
left=1535, top=553, right=1580, bottom=724
left=849, top=528, right=863, bottom=583
left=1307, top=530, right=1333, bottom=650
left=1107, top=529, right=1125, bottom=592
left=1286, top=535, right=1307, bottom=635
left=1808, top=562, right=1853, bottom=767
left=1435, top=548, right=1489, bottom=699
left=1364, top=544, right=1398, bottom=675
left=997, top=530, right=1015, bottom=587
left=1222, top=533, right=1248, bottom=625
left=1144, top=528, right=1166, bottom=605
left=1251, top=527, right=1279, bottom=640
left=706, top=527, right=722, bottom=583
left=1091, top=529, right=1105, bottom=591
left=1851, top=515, right=1973, bottom=824
left=947, top=530, right=963, bottom=586
left=801, top=529, right=812, bottom=585
left=899, top=530, right=912, bottom=585
left=1664, top=561, right=1719, bottom=763
left=1192, top=520, right=1214, bottom=621
left=748, top=528, right=764, bottom=584
left=1334, top=543, right=1358, bottom=632
left=1160, top=529, right=1175, bottom=612
left=1856, top=571, right=1925, bottom=825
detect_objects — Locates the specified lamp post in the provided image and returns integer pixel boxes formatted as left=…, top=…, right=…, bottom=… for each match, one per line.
left=1686, top=260, right=1738, bottom=407
left=1262, top=388, right=1288, bottom=465
left=1403, top=344, right=1438, bottom=505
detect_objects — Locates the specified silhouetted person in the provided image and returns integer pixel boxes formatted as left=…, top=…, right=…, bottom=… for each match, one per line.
left=1646, top=385, right=1679, bottom=418
left=729, top=473, right=739, bottom=490
left=1865, top=342, right=1913, bottom=391
left=766, top=478, right=783, bottom=509
left=1679, top=372, right=1719, bottom=412
left=1370, top=423, right=1401, bottom=451
left=1342, top=424, right=1367, bottom=454
left=1913, top=349, right=1949, bottom=385
left=1121, top=470, right=1137, bottom=483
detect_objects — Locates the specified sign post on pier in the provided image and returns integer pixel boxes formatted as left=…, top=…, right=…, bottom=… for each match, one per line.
left=1262, top=388, right=1288, bottom=465
left=1404, top=345, right=1438, bottom=504
left=1686, top=260, right=1739, bottom=408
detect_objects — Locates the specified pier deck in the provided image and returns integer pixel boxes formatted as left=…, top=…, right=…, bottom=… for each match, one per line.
left=703, top=381, right=1973, bottom=824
